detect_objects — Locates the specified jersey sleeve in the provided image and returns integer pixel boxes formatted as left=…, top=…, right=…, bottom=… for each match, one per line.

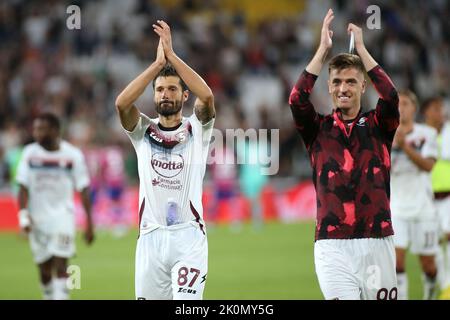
left=190, top=112, right=215, bottom=165
left=123, top=113, right=150, bottom=148
left=16, top=147, right=30, bottom=187
left=422, top=127, right=439, bottom=160
left=73, top=149, right=90, bottom=191
left=369, top=65, right=400, bottom=141
left=191, top=112, right=215, bottom=143
left=288, top=70, right=321, bottom=149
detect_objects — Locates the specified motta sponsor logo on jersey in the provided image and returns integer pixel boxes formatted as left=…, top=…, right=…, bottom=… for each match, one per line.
left=151, top=153, right=184, bottom=178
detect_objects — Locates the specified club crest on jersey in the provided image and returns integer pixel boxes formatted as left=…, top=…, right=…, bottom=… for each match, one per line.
left=357, top=117, right=367, bottom=127
left=175, top=131, right=186, bottom=142
left=151, top=152, right=184, bottom=178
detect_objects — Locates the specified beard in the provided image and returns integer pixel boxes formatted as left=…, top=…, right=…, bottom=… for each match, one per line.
left=156, top=99, right=183, bottom=116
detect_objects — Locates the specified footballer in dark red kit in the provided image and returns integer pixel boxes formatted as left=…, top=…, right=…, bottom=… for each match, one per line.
left=289, top=9, right=399, bottom=300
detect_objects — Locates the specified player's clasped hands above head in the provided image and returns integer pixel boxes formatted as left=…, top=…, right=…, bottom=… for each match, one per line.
left=319, top=8, right=367, bottom=53
left=152, top=20, right=174, bottom=56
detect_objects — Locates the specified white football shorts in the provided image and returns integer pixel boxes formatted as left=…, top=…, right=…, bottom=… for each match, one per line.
left=29, top=224, right=76, bottom=264
left=391, top=216, right=439, bottom=255
left=135, top=221, right=208, bottom=300
left=435, top=196, right=450, bottom=235
left=314, top=236, right=397, bottom=300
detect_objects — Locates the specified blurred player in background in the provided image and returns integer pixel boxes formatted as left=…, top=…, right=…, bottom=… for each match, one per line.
left=102, top=143, right=128, bottom=237
left=0, top=146, right=10, bottom=193
left=83, top=137, right=128, bottom=235
left=236, top=119, right=269, bottom=231
left=83, top=142, right=103, bottom=213
left=115, top=20, right=215, bottom=300
left=390, top=90, right=439, bottom=299
left=207, top=142, right=239, bottom=229
left=289, top=9, right=399, bottom=299
left=16, top=113, right=94, bottom=300
left=422, top=97, right=450, bottom=298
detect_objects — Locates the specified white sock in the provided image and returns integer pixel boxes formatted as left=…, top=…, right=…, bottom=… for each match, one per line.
left=435, top=248, right=445, bottom=288
left=41, top=280, right=53, bottom=300
left=422, top=273, right=437, bottom=300
left=445, top=241, right=450, bottom=287
left=397, top=272, right=408, bottom=300
left=53, top=277, right=70, bottom=300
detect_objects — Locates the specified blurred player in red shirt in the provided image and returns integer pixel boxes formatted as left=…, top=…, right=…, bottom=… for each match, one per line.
left=102, top=144, right=128, bottom=236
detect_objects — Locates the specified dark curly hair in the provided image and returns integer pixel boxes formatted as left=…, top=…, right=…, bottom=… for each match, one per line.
left=152, top=64, right=188, bottom=91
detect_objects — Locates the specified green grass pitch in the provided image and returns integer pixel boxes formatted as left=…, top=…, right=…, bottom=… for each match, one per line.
left=0, top=221, right=424, bottom=299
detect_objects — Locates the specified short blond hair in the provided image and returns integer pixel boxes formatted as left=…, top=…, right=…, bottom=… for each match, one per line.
left=398, top=89, right=419, bottom=109
left=328, top=53, right=365, bottom=74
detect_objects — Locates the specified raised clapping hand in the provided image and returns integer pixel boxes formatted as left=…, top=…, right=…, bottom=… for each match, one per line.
left=156, top=39, right=166, bottom=65
left=320, top=9, right=335, bottom=50
left=393, top=127, right=407, bottom=148
left=153, top=20, right=174, bottom=57
left=347, top=23, right=365, bottom=52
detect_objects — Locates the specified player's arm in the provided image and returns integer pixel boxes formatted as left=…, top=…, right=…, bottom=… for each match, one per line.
left=402, top=147, right=435, bottom=172
left=115, top=40, right=167, bottom=131
left=305, top=9, right=334, bottom=75
left=396, top=138, right=436, bottom=172
left=349, top=24, right=377, bottom=72
left=349, top=24, right=399, bottom=135
left=394, top=128, right=437, bottom=172
left=289, top=9, right=333, bottom=148
left=18, top=184, right=31, bottom=233
left=80, top=187, right=94, bottom=245
left=153, top=20, right=215, bottom=125
left=350, top=23, right=397, bottom=101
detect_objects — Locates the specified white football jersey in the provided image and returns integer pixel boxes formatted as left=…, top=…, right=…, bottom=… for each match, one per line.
left=124, top=113, right=214, bottom=235
left=16, top=141, right=90, bottom=233
left=440, top=122, right=450, bottom=160
left=390, top=123, right=438, bottom=220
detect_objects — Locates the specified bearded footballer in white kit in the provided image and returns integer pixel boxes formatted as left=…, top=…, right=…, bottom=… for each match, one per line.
left=16, top=113, right=94, bottom=300
left=115, top=20, right=215, bottom=300
left=391, top=90, right=439, bottom=299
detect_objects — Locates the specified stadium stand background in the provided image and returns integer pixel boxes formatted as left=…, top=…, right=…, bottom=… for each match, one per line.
left=0, top=0, right=449, bottom=228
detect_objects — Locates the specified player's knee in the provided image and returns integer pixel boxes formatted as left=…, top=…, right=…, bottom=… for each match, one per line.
left=55, top=268, right=68, bottom=278
left=420, top=256, right=437, bottom=276
left=396, top=266, right=405, bottom=273
left=39, top=267, right=53, bottom=284
left=395, top=257, right=406, bottom=272
left=38, top=259, right=54, bottom=284
left=53, top=259, right=68, bottom=278
left=446, top=233, right=450, bottom=242
left=55, top=263, right=68, bottom=278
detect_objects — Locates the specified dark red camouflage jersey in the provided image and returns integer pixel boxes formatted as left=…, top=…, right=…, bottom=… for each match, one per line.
left=289, top=65, right=399, bottom=241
